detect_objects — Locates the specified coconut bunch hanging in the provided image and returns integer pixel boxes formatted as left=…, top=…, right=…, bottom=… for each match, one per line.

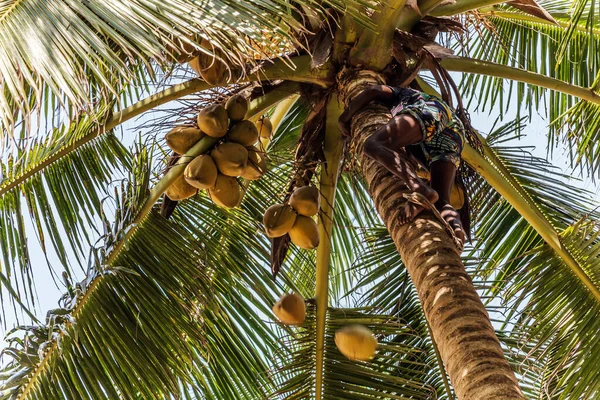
left=263, top=185, right=320, bottom=249
left=163, top=95, right=268, bottom=208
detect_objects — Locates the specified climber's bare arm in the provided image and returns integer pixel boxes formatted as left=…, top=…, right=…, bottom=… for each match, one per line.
left=339, top=85, right=396, bottom=137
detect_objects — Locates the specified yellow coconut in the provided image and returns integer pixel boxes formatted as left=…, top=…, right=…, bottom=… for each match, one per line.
left=211, top=142, right=248, bottom=177
left=165, top=125, right=204, bottom=155
left=188, top=40, right=228, bottom=85
left=263, top=204, right=297, bottom=238
left=334, top=325, right=378, bottom=361
left=450, top=184, right=466, bottom=210
left=289, top=186, right=320, bottom=217
left=184, top=155, right=218, bottom=189
left=165, top=174, right=197, bottom=201
left=208, top=174, right=241, bottom=208
left=241, top=146, right=267, bottom=181
left=228, top=120, right=259, bottom=147
left=256, top=116, right=273, bottom=139
left=272, top=293, right=305, bottom=325
left=225, top=94, right=249, bottom=121
left=197, top=104, right=229, bottom=138
left=289, top=215, right=319, bottom=249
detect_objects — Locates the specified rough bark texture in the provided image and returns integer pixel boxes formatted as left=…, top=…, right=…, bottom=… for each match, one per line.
left=339, top=70, right=524, bottom=400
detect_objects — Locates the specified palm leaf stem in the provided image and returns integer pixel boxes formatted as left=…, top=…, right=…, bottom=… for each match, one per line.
left=431, top=0, right=508, bottom=16
left=314, top=95, right=345, bottom=400
left=483, top=10, right=600, bottom=34
left=14, top=86, right=297, bottom=400
left=440, top=57, right=600, bottom=103
left=0, top=55, right=323, bottom=197
left=397, top=0, right=451, bottom=30
left=461, top=144, right=600, bottom=301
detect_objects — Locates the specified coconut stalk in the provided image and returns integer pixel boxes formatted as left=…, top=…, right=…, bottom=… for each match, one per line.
left=430, top=0, right=508, bottom=16
left=314, top=95, right=345, bottom=399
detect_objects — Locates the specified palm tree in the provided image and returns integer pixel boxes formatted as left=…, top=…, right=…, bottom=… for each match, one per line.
left=1, top=0, right=599, bottom=398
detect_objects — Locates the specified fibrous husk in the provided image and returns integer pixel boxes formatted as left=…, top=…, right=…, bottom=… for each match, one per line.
left=211, top=142, right=248, bottom=177
left=165, top=174, right=197, bottom=201
left=241, top=146, right=267, bottom=181
left=184, top=154, right=218, bottom=189
left=263, top=204, right=297, bottom=238
left=166, top=35, right=199, bottom=63
left=197, top=104, right=229, bottom=138
left=208, top=174, right=241, bottom=208
left=225, top=94, right=249, bottom=121
left=189, top=40, right=228, bottom=85
left=256, top=116, right=273, bottom=139
left=450, top=183, right=465, bottom=210
left=289, top=186, right=320, bottom=217
left=289, top=215, right=319, bottom=249
left=165, top=126, right=204, bottom=155
left=334, top=325, right=378, bottom=361
left=228, top=120, right=259, bottom=147
left=272, top=293, right=305, bottom=325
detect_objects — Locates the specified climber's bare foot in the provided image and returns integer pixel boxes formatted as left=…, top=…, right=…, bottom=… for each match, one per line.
left=438, top=202, right=465, bottom=248
left=399, top=183, right=439, bottom=225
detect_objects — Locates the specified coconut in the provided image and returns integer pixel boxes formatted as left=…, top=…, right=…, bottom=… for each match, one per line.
left=228, top=120, right=259, bottom=147
left=334, top=325, right=378, bottom=361
left=289, top=186, right=320, bottom=217
left=197, top=104, right=229, bottom=138
left=166, top=35, right=199, bottom=63
left=241, top=146, right=267, bottom=181
left=225, top=94, right=249, bottom=121
left=263, top=204, right=297, bottom=238
left=208, top=174, right=241, bottom=208
left=188, top=40, right=228, bottom=85
left=211, top=142, right=248, bottom=177
left=256, top=116, right=273, bottom=139
left=289, top=215, right=320, bottom=249
left=184, top=155, right=218, bottom=189
left=272, top=293, right=305, bottom=325
left=450, top=184, right=465, bottom=210
left=165, top=174, right=197, bottom=201
left=165, top=126, right=204, bottom=155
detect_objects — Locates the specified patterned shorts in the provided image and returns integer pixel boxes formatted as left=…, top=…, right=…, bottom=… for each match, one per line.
left=392, top=99, right=465, bottom=168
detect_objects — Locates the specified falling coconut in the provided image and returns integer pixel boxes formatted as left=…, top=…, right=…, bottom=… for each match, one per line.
left=208, top=174, right=242, bottom=208
left=263, top=204, right=297, bottom=238
left=228, top=120, right=259, bottom=147
left=184, top=154, right=218, bottom=189
left=197, top=104, right=229, bottom=138
left=165, top=174, right=197, bottom=201
left=335, top=325, right=378, bottom=361
left=165, top=126, right=204, bottom=155
left=241, top=146, right=267, bottom=181
left=272, top=293, right=306, bottom=325
left=225, top=94, right=249, bottom=121
left=289, top=215, right=320, bottom=249
left=211, top=142, right=248, bottom=177
left=289, top=186, right=320, bottom=217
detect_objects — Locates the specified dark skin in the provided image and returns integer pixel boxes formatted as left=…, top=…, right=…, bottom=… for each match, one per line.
left=339, top=85, right=465, bottom=246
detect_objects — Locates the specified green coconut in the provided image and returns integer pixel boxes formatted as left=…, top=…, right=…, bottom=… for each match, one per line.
left=263, top=204, right=297, bottom=238
left=225, top=94, right=249, bottom=121
left=165, top=125, right=204, bottom=155
left=208, top=174, right=242, bottom=208
left=228, top=120, right=259, bottom=147
left=184, top=154, right=218, bottom=189
left=197, top=104, right=229, bottom=138
left=241, top=146, right=267, bottom=181
left=211, top=142, right=248, bottom=177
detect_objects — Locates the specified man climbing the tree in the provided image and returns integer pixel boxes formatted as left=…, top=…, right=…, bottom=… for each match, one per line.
left=339, top=85, right=466, bottom=246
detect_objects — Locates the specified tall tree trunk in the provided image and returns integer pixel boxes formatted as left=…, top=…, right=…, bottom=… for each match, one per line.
left=339, top=70, right=524, bottom=400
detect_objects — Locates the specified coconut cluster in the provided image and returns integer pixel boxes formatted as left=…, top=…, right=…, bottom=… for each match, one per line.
left=164, top=94, right=268, bottom=208
left=262, top=186, right=321, bottom=249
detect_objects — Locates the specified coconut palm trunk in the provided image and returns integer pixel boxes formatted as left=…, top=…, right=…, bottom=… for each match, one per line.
left=340, top=70, right=524, bottom=400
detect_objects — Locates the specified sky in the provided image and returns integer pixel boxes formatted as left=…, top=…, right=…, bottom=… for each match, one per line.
left=2, top=71, right=599, bottom=354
